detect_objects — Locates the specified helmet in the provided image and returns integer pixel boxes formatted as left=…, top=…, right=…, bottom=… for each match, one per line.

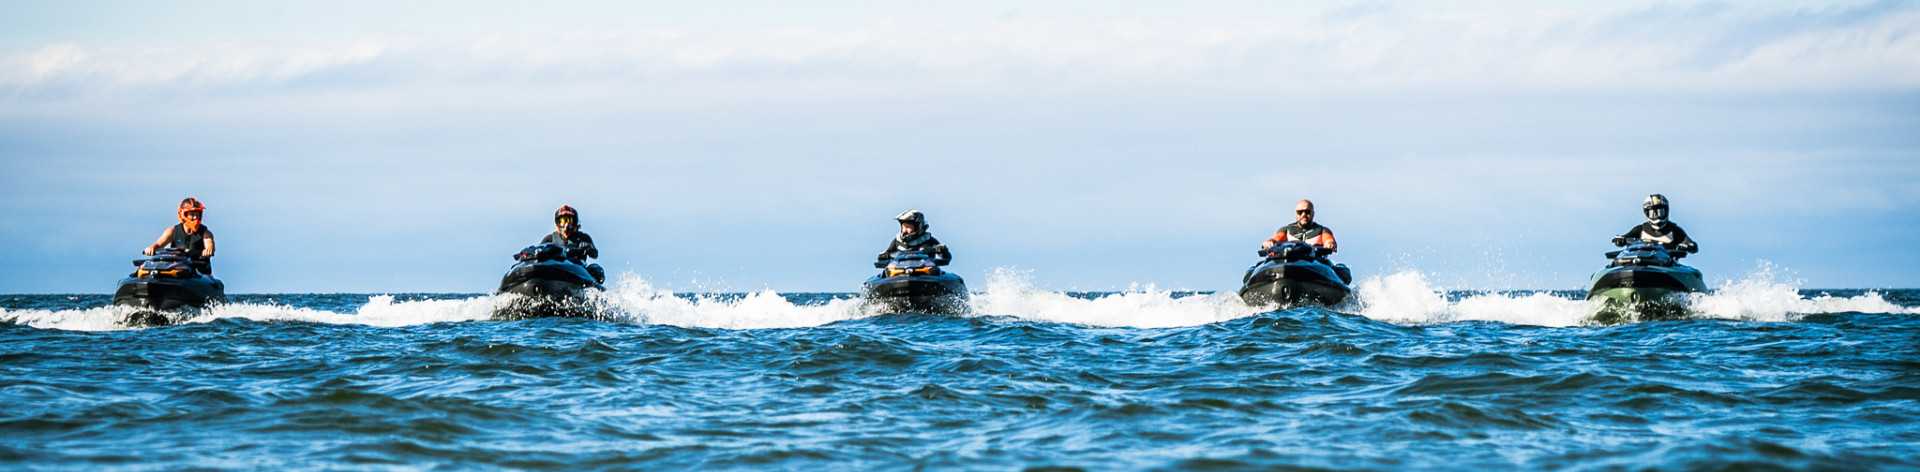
left=1643, top=194, right=1669, bottom=223
left=177, top=198, right=205, bottom=222
left=555, top=205, right=579, bottom=228
left=894, top=210, right=927, bottom=230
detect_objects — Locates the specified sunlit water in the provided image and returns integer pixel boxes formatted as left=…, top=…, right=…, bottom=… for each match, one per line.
left=3, top=269, right=1916, bottom=470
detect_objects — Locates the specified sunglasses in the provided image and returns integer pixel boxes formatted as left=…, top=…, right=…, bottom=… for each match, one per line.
left=1295, top=209, right=1314, bottom=215
left=182, top=211, right=202, bottom=219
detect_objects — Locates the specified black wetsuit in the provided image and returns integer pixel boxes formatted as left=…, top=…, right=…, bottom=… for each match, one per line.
left=541, top=230, right=604, bottom=283
left=878, top=232, right=951, bottom=265
left=540, top=230, right=598, bottom=261
left=1619, top=222, right=1698, bottom=253
left=165, top=223, right=214, bottom=275
left=1277, top=222, right=1335, bottom=249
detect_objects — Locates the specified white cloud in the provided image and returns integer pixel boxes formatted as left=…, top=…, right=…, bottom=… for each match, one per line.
left=3, top=4, right=1915, bottom=100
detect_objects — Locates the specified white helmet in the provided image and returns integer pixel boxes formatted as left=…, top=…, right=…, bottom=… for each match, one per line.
left=1643, top=194, right=1669, bottom=223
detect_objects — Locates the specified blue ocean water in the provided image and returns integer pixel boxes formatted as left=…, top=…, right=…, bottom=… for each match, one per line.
left=2, top=271, right=1917, bottom=471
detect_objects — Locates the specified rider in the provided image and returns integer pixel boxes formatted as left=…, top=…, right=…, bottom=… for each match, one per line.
left=143, top=198, right=216, bottom=275
left=1262, top=199, right=1337, bottom=254
left=877, top=210, right=952, bottom=265
left=539, top=205, right=605, bottom=283
left=1613, top=194, right=1698, bottom=253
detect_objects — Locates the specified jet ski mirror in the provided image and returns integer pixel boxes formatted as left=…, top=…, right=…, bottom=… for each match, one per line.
left=874, top=260, right=889, bottom=268
left=1667, top=250, right=1689, bottom=259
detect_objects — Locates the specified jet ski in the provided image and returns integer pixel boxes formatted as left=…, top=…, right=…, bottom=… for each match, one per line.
left=1586, top=239, right=1707, bottom=323
left=862, top=251, right=967, bottom=314
left=113, top=249, right=226, bottom=326
left=1238, top=241, right=1352, bottom=307
left=494, top=243, right=605, bottom=319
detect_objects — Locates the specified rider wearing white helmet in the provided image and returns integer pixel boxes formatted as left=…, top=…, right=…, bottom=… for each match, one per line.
left=877, top=210, right=952, bottom=265
left=1614, top=194, right=1698, bottom=253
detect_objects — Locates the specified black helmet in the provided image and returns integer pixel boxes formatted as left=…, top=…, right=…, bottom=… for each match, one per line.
left=895, top=209, right=927, bottom=227
left=555, top=205, right=580, bottom=228
left=1643, top=194, right=1669, bottom=223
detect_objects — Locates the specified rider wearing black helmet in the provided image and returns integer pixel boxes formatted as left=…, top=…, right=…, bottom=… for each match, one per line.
left=540, top=205, right=598, bottom=258
left=540, top=205, right=604, bottom=282
left=878, top=210, right=952, bottom=265
left=1614, top=194, right=1698, bottom=253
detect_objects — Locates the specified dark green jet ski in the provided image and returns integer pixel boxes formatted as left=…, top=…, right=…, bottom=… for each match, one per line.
left=1586, top=240, right=1708, bottom=322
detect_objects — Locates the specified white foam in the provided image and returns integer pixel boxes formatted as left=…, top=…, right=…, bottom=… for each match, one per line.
left=1348, top=265, right=1917, bottom=327
left=0, top=304, right=146, bottom=332
left=968, top=267, right=1261, bottom=328
left=1686, top=262, right=1920, bottom=322
left=593, top=275, right=866, bottom=329
left=1350, top=270, right=1600, bottom=327
left=3, top=265, right=1911, bottom=332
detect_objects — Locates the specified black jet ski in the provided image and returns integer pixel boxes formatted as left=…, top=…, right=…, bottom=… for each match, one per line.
left=113, top=249, right=226, bottom=326
left=862, top=251, right=967, bottom=314
left=1586, top=240, right=1708, bottom=323
left=1238, top=241, right=1352, bottom=307
left=494, top=243, right=605, bottom=319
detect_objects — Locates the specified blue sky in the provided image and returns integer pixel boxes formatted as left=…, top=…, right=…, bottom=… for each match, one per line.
left=2, top=0, right=1916, bottom=293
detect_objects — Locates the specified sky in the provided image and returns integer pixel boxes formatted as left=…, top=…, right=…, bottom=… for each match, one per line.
left=1, top=0, right=1916, bottom=294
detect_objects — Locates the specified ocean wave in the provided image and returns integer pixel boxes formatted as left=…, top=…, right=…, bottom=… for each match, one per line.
left=2, top=265, right=1913, bottom=332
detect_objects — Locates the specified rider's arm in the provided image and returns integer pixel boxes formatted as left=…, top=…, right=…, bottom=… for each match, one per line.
left=932, top=243, right=952, bottom=265
left=201, top=232, right=215, bottom=258
left=1672, top=226, right=1698, bottom=253
left=1319, top=230, right=1337, bottom=253
left=1261, top=229, right=1288, bottom=249
left=577, top=233, right=599, bottom=259
left=1613, top=225, right=1644, bottom=246
left=144, top=227, right=174, bottom=256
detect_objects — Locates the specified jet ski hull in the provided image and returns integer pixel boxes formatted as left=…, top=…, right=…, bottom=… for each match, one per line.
left=113, top=276, right=226, bottom=326
left=1239, top=261, right=1351, bottom=307
left=1586, top=264, right=1707, bottom=322
left=498, top=261, right=602, bottom=299
left=862, top=273, right=968, bottom=314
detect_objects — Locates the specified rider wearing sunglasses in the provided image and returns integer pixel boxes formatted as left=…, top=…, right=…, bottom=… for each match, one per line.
left=1262, top=199, right=1337, bottom=254
left=142, top=197, right=216, bottom=275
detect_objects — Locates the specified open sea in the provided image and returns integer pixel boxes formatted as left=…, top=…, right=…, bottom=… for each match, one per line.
left=3, top=270, right=1917, bottom=471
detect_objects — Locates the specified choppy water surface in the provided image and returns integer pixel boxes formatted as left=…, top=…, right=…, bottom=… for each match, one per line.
left=3, top=271, right=1917, bottom=470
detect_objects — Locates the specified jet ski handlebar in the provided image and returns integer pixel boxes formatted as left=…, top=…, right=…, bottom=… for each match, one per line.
left=1608, top=238, right=1693, bottom=259
left=875, top=251, right=946, bottom=268
left=513, top=243, right=592, bottom=263
left=1258, top=242, right=1333, bottom=260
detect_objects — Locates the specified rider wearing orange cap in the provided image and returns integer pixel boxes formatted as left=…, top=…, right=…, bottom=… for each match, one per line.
left=143, top=198, right=216, bottom=275
left=1262, top=199, right=1337, bottom=254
